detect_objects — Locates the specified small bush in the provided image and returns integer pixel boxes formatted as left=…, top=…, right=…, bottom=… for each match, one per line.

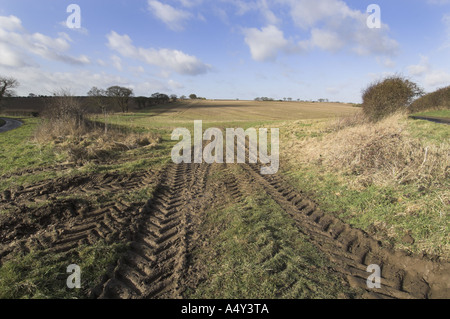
left=37, top=90, right=89, bottom=140
left=60, top=132, right=161, bottom=164
left=409, top=85, right=450, bottom=113
left=362, top=76, right=424, bottom=122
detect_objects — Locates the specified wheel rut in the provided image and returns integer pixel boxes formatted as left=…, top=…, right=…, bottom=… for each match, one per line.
left=237, top=162, right=450, bottom=299
left=1, top=148, right=448, bottom=299
left=93, top=162, right=212, bottom=299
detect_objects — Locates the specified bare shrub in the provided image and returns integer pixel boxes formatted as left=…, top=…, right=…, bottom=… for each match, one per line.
left=35, top=90, right=89, bottom=141
left=53, top=131, right=161, bottom=165
left=330, top=111, right=368, bottom=132
left=362, top=75, right=424, bottom=122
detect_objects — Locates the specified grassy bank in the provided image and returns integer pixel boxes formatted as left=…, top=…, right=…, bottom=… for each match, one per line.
left=278, top=114, right=449, bottom=259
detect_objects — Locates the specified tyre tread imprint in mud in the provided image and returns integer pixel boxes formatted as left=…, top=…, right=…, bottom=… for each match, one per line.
left=239, top=162, right=449, bottom=299
left=94, top=163, right=211, bottom=299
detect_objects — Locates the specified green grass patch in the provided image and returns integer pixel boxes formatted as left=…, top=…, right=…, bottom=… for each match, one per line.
left=411, top=109, right=450, bottom=118
left=0, top=118, right=5, bottom=127
left=187, top=174, right=357, bottom=299
left=407, top=118, right=450, bottom=144
left=0, top=241, right=127, bottom=299
left=0, top=117, right=63, bottom=175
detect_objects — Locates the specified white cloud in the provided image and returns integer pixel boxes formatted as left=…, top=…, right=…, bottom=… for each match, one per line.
left=168, top=79, right=185, bottom=89
left=427, top=0, right=450, bottom=4
left=407, top=56, right=431, bottom=76
left=148, top=0, right=192, bottom=31
left=424, top=69, right=450, bottom=87
left=97, top=59, right=106, bottom=67
left=0, top=15, right=23, bottom=31
left=283, top=0, right=355, bottom=30
left=377, top=57, right=396, bottom=68
left=106, top=31, right=211, bottom=75
left=0, top=42, right=27, bottom=67
left=111, top=55, right=123, bottom=71
left=243, top=25, right=290, bottom=62
left=0, top=65, right=130, bottom=96
left=177, top=0, right=204, bottom=7
left=59, top=20, right=89, bottom=35
left=238, top=0, right=398, bottom=61
left=407, top=55, right=450, bottom=89
left=0, top=62, right=180, bottom=97
left=225, top=0, right=280, bottom=24
left=258, top=0, right=280, bottom=25
left=309, top=28, right=344, bottom=52
left=0, top=15, right=90, bottom=67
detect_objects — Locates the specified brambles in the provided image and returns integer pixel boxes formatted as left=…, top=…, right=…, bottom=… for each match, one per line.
left=362, top=75, right=424, bottom=122
left=38, top=90, right=89, bottom=138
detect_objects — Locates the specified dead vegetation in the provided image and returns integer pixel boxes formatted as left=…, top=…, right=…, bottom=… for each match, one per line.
left=288, top=112, right=449, bottom=189
left=34, top=91, right=161, bottom=164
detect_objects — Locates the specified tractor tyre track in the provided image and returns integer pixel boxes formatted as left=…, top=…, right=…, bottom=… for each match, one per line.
left=94, top=162, right=212, bottom=299
left=238, top=162, right=450, bottom=299
left=0, top=169, right=159, bottom=263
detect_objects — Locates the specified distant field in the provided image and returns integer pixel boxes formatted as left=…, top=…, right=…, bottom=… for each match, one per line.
left=103, top=100, right=360, bottom=131
left=150, top=100, right=358, bottom=121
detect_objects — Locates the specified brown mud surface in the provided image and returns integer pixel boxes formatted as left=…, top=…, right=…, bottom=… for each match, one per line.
left=0, top=159, right=449, bottom=299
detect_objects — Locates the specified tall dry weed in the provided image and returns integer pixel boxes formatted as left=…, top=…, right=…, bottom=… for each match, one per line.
left=288, top=113, right=449, bottom=188
left=34, top=91, right=161, bottom=164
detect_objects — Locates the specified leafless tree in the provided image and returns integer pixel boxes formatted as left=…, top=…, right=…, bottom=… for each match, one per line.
left=106, top=86, right=133, bottom=113
left=0, top=76, right=19, bottom=102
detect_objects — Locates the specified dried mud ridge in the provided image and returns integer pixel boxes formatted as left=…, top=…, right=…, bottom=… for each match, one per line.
left=1, top=161, right=449, bottom=299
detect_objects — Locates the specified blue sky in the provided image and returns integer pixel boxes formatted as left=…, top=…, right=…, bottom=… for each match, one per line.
left=1, top=0, right=449, bottom=102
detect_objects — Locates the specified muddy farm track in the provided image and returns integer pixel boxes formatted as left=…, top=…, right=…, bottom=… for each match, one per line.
left=0, top=160, right=449, bottom=299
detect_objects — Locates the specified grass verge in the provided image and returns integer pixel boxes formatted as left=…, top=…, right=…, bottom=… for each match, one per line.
left=0, top=117, right=62, bottom=175
left=411, top=109, right=450, bottom=118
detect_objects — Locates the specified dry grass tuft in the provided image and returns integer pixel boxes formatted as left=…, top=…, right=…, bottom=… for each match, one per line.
left=34, top=92, right=161, bottom=164
left=51, top=131, right=161, bottom=164
left=288, top=113, right=449, bottom=188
